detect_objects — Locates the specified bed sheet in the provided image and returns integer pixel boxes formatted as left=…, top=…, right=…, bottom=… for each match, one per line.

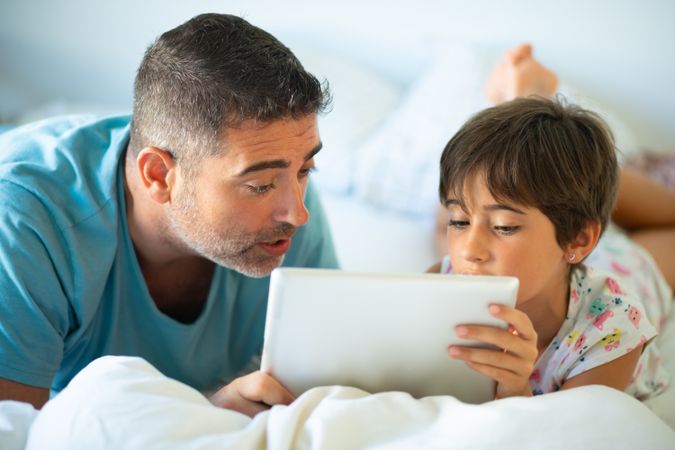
left=23, top=355, right=675, bottom=450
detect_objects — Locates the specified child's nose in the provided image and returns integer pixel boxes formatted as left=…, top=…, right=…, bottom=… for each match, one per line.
left=461, top=226, right=490, bottom=263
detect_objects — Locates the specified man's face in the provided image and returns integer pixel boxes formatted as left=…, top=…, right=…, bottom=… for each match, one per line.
left=167, top=114, right=321, bottom=277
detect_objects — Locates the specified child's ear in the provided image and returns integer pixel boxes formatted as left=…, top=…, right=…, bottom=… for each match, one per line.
left=564, top=221, right=602, bottom=264
left=136, top=147, right=177, bottom=204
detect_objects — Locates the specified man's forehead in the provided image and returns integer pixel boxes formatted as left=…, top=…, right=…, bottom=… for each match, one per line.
left=223, top=116, right=319, bottom=152
left=211, top=116, right=321, bottom=173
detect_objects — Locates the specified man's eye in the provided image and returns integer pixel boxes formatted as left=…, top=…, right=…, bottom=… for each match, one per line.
left=299, top=166, right=316, bottom=178
left=247, top=184, right=273, bottom=194
left=448, top=220, right=469, bottom=229
left=495, top=225, right=519, bottom=235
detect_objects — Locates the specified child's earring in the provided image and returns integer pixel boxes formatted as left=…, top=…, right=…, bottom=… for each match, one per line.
left=567, top=253, right=576, bottom=263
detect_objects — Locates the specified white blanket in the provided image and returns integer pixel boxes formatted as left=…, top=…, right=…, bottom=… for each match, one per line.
left=24, top=356, right=675, bottom=450
left=0, top=401, right=38, bottom=450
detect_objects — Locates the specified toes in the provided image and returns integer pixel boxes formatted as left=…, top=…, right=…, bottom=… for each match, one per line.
left=506, top=43, right=532, bottom=65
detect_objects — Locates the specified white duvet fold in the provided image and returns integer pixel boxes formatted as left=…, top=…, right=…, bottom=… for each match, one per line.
left=25, top=356, right=675, bottom=450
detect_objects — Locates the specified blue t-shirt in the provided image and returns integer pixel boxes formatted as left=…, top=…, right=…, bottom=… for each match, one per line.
left=0, top=115, right=338, bottom=395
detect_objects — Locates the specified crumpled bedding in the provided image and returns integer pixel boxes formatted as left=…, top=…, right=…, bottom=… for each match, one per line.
left=22, top=356, right=675, bottom=450
left=0, top=401, right=38, bottom=450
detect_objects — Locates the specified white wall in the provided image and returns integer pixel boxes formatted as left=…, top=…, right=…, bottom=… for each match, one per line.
left=2, top=0, right=674, bottom=150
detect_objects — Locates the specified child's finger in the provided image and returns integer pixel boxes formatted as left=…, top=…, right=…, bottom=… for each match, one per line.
left=464, top=360, right=530, bottom=394
left=488, top=304, right=537, bottom=341
left=454, top=324, right=535, bottom=361
left=449, top=346, right=533, bottom=378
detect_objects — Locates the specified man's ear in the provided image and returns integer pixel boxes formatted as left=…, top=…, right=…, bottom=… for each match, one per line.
left=136, top=147, right=177, bottom=204
left=564, top=221, right=602, bottom=264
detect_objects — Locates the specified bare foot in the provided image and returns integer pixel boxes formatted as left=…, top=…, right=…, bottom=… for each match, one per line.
left=485, top=43, right=558, bottom=105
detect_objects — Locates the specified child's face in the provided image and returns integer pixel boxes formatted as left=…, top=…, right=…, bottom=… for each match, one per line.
left=445, top=176, right=569, bottom=308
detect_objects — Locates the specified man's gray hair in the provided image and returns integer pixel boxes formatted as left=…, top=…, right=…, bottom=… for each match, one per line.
left=128, top=13, right=331, bottom=171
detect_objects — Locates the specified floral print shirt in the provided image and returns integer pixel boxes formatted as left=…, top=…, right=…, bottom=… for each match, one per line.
left=530, top=265, right=665, bottom=399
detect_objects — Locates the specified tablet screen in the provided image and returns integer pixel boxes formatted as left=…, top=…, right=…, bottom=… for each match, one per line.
left=261, top=268, right=518, bottom=403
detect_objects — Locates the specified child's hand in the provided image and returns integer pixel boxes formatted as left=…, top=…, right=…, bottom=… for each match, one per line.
left=448, top=304, right=538, bottom=399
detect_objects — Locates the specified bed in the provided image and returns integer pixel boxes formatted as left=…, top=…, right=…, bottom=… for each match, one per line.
left=2, top=7, right=675, bottom=449
left=4, top=294, right=675, bottom=449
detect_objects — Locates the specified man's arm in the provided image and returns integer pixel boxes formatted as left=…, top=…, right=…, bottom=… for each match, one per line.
left=0, top=377, right=49, bottom=409
left=0, top=187, right=69, bottom=404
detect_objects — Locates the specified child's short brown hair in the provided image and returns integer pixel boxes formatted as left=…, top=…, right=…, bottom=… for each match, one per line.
left=439, top=96, right=619, bottom=247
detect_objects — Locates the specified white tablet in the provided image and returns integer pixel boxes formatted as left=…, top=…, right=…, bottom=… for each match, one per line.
left=260, top=268, right=519, bottom=403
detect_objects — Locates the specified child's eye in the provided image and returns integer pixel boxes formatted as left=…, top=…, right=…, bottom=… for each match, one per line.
left=494, top=225, right=519, bottom=235
left=448, top=220, right=469, bottom=229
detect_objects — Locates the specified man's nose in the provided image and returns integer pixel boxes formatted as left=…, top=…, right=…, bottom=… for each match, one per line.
left=277, top=181, right=309, bottom=227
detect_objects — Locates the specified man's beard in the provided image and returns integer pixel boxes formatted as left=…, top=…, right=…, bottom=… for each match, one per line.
left=165, top=188, right=295, bottom=278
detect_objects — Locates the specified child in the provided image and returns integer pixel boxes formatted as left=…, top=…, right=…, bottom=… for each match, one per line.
left=435, top=45, right=675, bottom=294
left=433, top=96, right=671, bottom=400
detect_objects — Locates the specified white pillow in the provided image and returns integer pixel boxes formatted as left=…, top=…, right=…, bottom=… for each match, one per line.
left=291, top=45, right=404, bottom=194
left=352, top=41, right=493, bottom=217
left=350, top=43, right=639, bottom=218
left=557, top=82, right=638, bottom=162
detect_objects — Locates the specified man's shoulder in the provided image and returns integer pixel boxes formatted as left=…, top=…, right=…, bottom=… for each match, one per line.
left=0, top=114, right=131, bottom=228
left=0, top=114, right=131, bottom=180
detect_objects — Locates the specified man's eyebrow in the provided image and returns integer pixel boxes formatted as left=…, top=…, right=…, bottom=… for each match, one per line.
left=236, top=142, right=323, bottom=177
left=444, top=199, right=525, bottom=214
left=304, top=142, right=322, bottom=162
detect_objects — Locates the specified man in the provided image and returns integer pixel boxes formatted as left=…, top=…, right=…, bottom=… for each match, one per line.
left=0, top=13, right=338, bottom=416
